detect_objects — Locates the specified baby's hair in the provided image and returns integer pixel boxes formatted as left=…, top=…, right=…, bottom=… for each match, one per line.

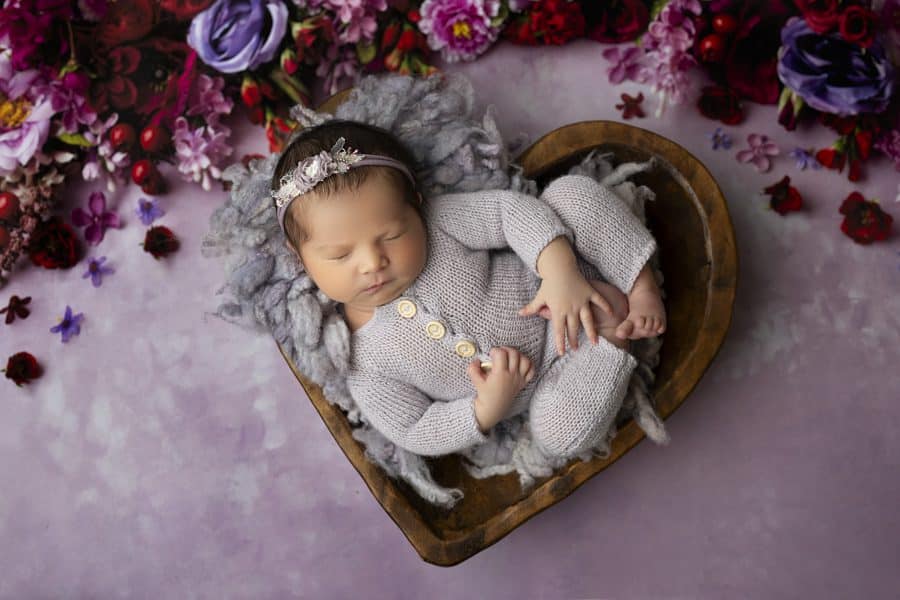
left=271, top=119, right=423, bottom=252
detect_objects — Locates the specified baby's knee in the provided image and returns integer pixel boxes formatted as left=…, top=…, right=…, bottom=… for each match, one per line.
left=530, top=397, right=620, bottom=458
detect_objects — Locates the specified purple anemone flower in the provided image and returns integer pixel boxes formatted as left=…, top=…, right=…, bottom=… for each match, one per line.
left=188, top=0, right=288, bottom=74
left=777, top=16, right=895, bottom=116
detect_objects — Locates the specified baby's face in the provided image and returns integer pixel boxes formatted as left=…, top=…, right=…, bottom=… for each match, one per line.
left=291, top=172, right=427, bottom=313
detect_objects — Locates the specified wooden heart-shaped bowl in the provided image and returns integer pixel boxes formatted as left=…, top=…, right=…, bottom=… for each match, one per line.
left=276, top=86, right=738, bottom=566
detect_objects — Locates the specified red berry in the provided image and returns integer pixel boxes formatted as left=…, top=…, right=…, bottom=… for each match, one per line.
left=0, top=191, right=19, bottom=221
left=109, top=123, right=136, bottom=151
left=711, top=14, right=738, bottom=35
left=699, top=33, right=726, bottom=62
left=139, top=125, right=168, bottom=153
left=131, top=159, right=154, bottom=185
left=0, top=225, right=8, bottom=249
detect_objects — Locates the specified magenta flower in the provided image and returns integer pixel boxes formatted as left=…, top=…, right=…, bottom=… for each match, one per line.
left=736, top=134, right=780, bottom=173
left=49, top=305, right=84, bottom=343
left=418, top=0, right=502, bottom=63
left=602, top=46, right=646, bottom=85
left=71, top=191, right=122, bottom=245
left=82, top=256, right=115, bottom=287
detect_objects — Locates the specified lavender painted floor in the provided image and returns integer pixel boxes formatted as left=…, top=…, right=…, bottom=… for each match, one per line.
left=2, top=41, right=899, bottom=598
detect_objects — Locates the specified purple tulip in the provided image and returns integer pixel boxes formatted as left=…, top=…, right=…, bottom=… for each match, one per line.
left=188, top=0, right=288, bottom=74
left=776, top=16, right=895, bottom=116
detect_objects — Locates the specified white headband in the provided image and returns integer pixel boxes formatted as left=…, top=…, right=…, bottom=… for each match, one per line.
left=273, top=137, right=418, bottom=237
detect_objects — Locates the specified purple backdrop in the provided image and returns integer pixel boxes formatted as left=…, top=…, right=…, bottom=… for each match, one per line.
left=2, top=40, right=898, bottom=598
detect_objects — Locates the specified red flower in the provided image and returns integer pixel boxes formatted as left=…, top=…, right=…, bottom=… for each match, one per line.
left=585, top=0, right=649, bottom=43
left=839, top=192, right=893, bottom=244
left=839, top=5, right=876, bottom=47
left=615, top=92, right=645, bottom=119
left=96, top=0, right=158, bottom=48
left=723, top=0, right=797, bottom=105
left=697, top=85, right=744, bottom=124
left=28, top=216, right=82, bottom=270
left=0, top=294, right=31, bottom=325
left=815, top=147, right=845, bottom=171
left=142, top=226, right=180, bottom=259
left=793, top=0, right=841, bottom=33
left=504, top=0, right=586, bottom=46
left=159, top=0, right=214, bottom=21
left=763, top=176, right=803, bottom=215
left=3, top=351, right=42, bottom=387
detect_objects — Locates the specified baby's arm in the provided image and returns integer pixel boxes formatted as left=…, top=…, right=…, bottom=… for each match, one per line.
left=428, top=187, right=575, bottom=278
left=345, top=369, right=488, bottom=457
left=538, top=174, right=657, bottom=296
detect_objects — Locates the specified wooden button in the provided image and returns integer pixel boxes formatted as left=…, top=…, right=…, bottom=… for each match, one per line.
left=425, top=320, right=446, bottom=339
left=454, top=340, right=476, bottom=358
left=396, top=299, right=416, bottom=318
left=479, top=361, right=492, bottom=372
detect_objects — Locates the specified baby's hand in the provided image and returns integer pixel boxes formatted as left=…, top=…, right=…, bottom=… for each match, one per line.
left=519, top=273, right=613, bottom=356
left=467, top=347, right=535, bottom=433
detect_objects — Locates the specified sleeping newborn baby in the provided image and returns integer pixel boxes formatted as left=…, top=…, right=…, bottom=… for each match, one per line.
left=272, top=119, right=666, bottom=460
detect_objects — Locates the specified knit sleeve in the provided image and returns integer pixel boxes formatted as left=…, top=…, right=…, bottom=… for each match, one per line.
left=427, top=187, right=575, bottom=277
left=538, top=174, right=658, bottom=294
left=345, top=369, right=489, bottom=457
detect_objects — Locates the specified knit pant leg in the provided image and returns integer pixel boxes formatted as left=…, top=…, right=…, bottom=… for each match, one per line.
left=528, top=327, right=638, bottom=458
left=539, top=175, right=657, bottom=295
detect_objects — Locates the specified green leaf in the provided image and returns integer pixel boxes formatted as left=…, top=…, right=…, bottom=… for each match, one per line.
left=57, top=132, right=92, bottom=147
left=357, top=41, right=377, bottom=64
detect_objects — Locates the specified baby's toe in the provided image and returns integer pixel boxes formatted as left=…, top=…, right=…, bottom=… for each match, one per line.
left=615, top=319, right=634, bottom=339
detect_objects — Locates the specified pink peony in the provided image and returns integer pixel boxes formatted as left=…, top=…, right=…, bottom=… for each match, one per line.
left=418, top=0, right=503, bottom=63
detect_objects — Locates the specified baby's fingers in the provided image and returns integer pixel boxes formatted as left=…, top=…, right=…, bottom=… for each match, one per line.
left=518, top=354, right=532, bottom=378
left=580, top=304, right=598, bottom=345
left=591, top=292, right=614, bottom=316
left=566, top=313, right=579, bottom=351
left=553, top=315, right=566, bottom=356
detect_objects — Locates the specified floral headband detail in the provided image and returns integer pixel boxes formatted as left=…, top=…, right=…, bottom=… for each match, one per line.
left=273, top=136, right=419, bottom=237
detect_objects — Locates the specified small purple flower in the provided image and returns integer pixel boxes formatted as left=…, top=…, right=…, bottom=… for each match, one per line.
left=788, top=147, right=821, bottom=171
left=82, top=256, right=114, bottom=287
left=602, top=46, right=646, bottom=85
left=736, top=133, right=780, bottom=173
left=50, top=305, right=84, bottom=343
left=188, top=0, right=288, bottom=74
left=71, top=191, right=121, bottom=245
left=136, top=197, right=165, bottom=226
left=418, top=0, right=502, bottom=63
left=707, top=127, right=733, bottom=150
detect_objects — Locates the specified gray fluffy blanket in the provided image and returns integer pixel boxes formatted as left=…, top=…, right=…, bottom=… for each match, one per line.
left=201, top=72, right=669, bottom=509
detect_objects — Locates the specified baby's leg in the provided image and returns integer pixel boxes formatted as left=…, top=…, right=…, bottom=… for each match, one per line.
left=537, top=175, right=657, bottom=296
left=528, top=326, right=638, bottom=458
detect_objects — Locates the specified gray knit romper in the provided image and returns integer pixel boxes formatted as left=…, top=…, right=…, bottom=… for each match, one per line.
left=345, top=174, right=658, bottom=459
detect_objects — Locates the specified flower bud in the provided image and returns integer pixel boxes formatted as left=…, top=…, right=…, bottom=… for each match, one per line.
left=241, top=76, right=261, bottom=107
left=280, top=48, right=299, bottom=75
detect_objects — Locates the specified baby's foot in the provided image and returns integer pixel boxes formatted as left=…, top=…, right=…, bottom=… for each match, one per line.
left=615, top=287, right=666, bottom=340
